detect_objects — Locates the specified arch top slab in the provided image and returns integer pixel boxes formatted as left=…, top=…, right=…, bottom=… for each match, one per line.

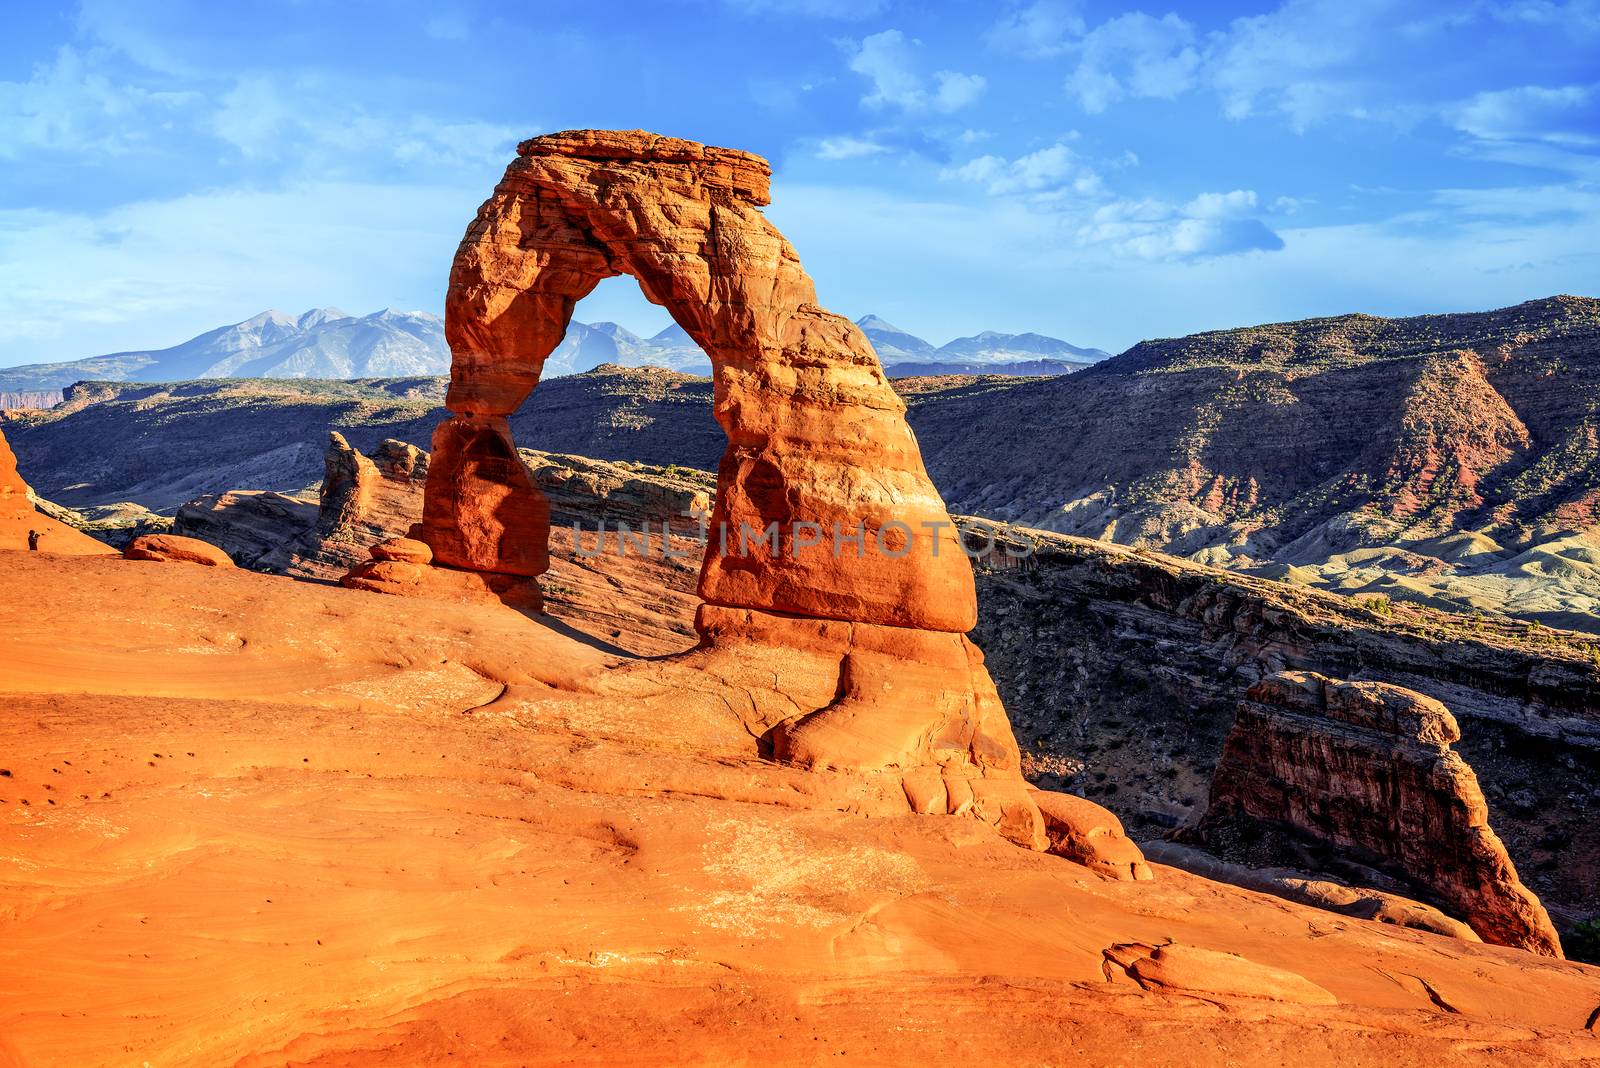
left=428, top=129, right=977, bottom=633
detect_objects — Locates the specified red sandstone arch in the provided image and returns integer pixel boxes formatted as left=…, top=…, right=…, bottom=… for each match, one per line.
left=400, top=130, right=1050, bottom=850
left=419, top=129, right=975, bottom=633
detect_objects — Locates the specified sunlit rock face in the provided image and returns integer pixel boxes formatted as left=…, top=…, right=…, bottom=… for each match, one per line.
left=369, top=130, right=1044, bottom=846
left=423, top=129, right=974, bottom=633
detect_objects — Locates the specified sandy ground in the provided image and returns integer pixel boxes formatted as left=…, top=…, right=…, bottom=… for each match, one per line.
left=2, top=550, right=1599, bottom=1067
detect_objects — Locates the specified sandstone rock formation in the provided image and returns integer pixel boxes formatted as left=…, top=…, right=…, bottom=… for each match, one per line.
left=422, top=129, right=972, bottom=630
left=1030, top=788, right=1153, bottom=881
left=1191, top=670, right=1563, bottom=956
left=0, top=425, right=117, bottom=555
left=124, top=533, right=235, bottom=567
left=959, top=518, right=1600, bottom=929
left=1103, top=942, right=1338, bottom=1006
left=401, top=130, right=1039, bottom=843
left=680, top=603, right=1044, bottom=848
left=178, top=433, right=430, bottom=577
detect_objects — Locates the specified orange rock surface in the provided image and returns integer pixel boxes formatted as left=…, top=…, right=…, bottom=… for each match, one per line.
left=0, top=426, right=116, bottom=556
left=422, top=130, right=973, bottom=631
left=124, top=533, right=236, bottom=567
left=387, top=130, right=1034, bottom=831
left=3, top=551, right=1600, bottom=1066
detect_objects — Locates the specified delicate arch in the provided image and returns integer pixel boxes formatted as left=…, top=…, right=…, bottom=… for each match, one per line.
left=420, top=129, right=975, bottom=633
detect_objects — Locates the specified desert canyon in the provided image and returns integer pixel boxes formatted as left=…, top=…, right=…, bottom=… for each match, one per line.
left=4, top=131, right=1600, bottom=1067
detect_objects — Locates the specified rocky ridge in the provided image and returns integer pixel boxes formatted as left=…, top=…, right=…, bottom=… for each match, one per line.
left=1188, top=670, right=1562, bottom=955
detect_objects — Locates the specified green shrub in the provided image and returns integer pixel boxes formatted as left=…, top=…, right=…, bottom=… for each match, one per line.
left=1356, top=592, right=1394, bottom=617
left=1566, top=918, right=1600, bottom=963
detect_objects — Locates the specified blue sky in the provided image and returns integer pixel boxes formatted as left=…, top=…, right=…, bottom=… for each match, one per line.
left=1, top=0, right=1597, bottom=366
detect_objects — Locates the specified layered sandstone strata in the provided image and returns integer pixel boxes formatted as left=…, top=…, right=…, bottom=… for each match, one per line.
left=1193, top=670, right=1563, bottom=956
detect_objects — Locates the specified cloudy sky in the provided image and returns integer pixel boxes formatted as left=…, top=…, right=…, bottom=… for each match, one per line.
left=2, top=0, right=1597, bottom=366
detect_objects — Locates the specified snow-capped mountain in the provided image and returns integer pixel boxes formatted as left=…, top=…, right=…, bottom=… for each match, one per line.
left=0, top=307, right=1107, bottom=395
left=853, top=315, right=1109, bottom=376
left=855, top=314, right=936, bottom=362
left=936, top=329, right=1109, bottom=363
left=0, top=309, right=450, bottom=391
left=542, top=321, right=712, bottom=377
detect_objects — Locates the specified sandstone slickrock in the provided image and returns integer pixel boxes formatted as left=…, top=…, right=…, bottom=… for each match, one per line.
left=1142, top=840, right=1482, bottom=942
left=124, top=533, right=235, bottom=568
left=9, top=549, right=1600, bottom=1064
left=1103, top=942, right=1339, bottom=1006
left=1191, top=670, right=1563, bottom=956
left=398, top=130, right=1039, bottom=844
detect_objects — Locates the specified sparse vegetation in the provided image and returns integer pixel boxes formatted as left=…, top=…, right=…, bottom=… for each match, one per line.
left=1566, top=918, right=1600, bottom=963
left=1356, top=592, right=1394, bottom=617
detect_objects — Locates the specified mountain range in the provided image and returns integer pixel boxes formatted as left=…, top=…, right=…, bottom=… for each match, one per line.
left=855, top=314, right=1109, bottom=374
left=0, top=309, right=448, bottom=392
left=0, top=310, right=1105, bottom=395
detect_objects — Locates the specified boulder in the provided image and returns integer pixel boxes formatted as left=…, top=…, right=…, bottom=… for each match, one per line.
left=370, top=537, right=433, bottom=564
left=1030, top=789, right=1153, bottom=881
left=124, top=534, right=234, bottom=568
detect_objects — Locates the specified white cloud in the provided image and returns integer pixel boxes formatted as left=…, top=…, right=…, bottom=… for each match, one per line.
left=209, top=74, right=520, bottom=170
left=847, top=30, right=987, bottom=113
left=1452, top=84, right=1600, bottom=146
left=944, top=143, right=1279, bottom=260
left=1432, top=183, right=1600, bottom=221
left=943, top=142, right=1101, bottom=197
left=1065, top=12, right=1200, bottom=113
left=986, top=1, right=1086, bottom=58
left=1184, top=189, right=1259, bottom=218
left=934, top=71, right=988, bottom=111
left=1486, top=0, right=1600, bottom=31
left=1039, top=0, right=1427, bottom=131
left=814, top=135, right=889, bottom=160
left=1207, top=0, right=1382, bottom=127
left=0, top=45, right=195, bottom=157
left=0, top=181, right=475, bottom=365
left=1078, top=194, right=1284, bottom=260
